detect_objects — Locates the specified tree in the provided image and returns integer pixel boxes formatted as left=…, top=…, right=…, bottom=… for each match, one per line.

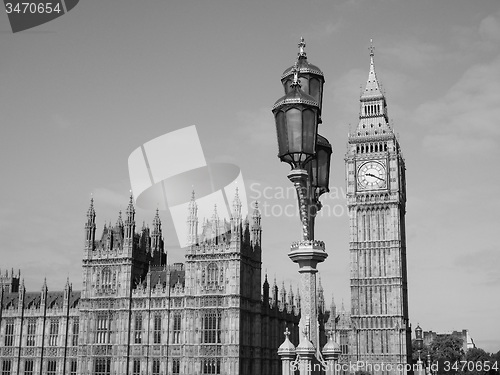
left=492, top=350, right=500, bottom=362
left=429, top=335, right=465, bottom=375
left=464, top=348, right=493, bottom=375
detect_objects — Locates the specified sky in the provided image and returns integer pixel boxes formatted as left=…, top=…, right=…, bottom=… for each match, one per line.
left=0, top=0, right=499, bottom=353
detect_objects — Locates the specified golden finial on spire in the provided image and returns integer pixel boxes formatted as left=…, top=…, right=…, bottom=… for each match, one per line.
left=298, top=36, right=306, bottom=56
left=369, top=38, right=375, bottom=57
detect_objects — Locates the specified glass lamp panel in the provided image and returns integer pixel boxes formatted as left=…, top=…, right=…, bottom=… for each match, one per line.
left=299, top=76, right=309, bottom=96
left=316, top=148, right=329, bottom=189
left=283, top=79, right=292, bottom=94
left=309, top=78, right=320, bottom=104
left=301, top=108, right=317, bottom=154
left=310, top=77, right=323, bottom=111
left=286, top=108, right=303, bottom=154
left=275, top=111, right=288, bottom=157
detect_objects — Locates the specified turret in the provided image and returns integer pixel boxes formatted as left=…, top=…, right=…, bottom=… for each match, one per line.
left=318, top=277, right=325, bottom=314
left=231, top=188, right=242, bottom=239
left=250, top=201, right=262, bottom=246
left=187, top=191, right=198, bottom=246
left=262, top=273, right=270, bottom=308
left=211, top=205, right=220, bottom=244
left=124, top=192, right=135, bottom=242
left=0, top=268, right=20, bottom=293
left=85, top=197, right=96, bottom=248
left=280, top=281, right=287, bottom=307
left=288, top=284, right=294, bottom=307
left=330, top=294, right=337, bottom=323
left=272, top=277, right=279, bottom=307
left=151, top=209, right=164, bottom=265
left=116, top=210, right=123, bottom=228
left=106, top=222, right=113, bottom=250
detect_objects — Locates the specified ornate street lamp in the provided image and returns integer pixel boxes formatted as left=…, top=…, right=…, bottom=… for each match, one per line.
left=273, top=62, right=322, bottom=241
left=308, top=135, right=332, bottom=197
left=415, top=325, right=424, bottom=375
left=273, top=38, right=333, bottom=367
left=306, top=135, right=332, bottom=238
left=273, top=63, right=319, bottom=171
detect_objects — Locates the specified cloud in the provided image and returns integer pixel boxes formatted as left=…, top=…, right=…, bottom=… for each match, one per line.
left=381, top=39, right=446, bottom=69
left=455, top=248, right=500, bottom=286
left=235, top=107, right=277, bottom=147
left=451, top=10, right=500, bottom=56
left=51, top=113, right=74, bottom=130
left=306, top=20, right=343, bottom=40
left=479, top=12, right=500, bottom=43
left=327, top=67, right=365, bottom=125
left=92, top=187, right=129, bottom=208
left=417, top=54, right=500, bottom=158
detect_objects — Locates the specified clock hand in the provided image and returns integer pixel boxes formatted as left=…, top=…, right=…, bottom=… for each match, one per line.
left=366, top=173, right=385, bottom=181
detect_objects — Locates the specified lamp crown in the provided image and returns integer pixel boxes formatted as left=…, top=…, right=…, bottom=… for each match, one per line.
left=298, top=37, right=306, bottom=57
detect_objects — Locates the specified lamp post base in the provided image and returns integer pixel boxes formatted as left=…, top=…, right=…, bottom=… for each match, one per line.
left=289, top=240, right=328, bottom=353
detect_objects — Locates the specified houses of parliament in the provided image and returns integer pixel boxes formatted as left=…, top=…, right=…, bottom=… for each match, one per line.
left=0, top=42, right=411, bottom=375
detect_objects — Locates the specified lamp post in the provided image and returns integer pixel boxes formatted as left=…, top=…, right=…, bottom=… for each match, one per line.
left=273, top=38, right=332, bottom=364
left=415, top=325, right=425, bottom=375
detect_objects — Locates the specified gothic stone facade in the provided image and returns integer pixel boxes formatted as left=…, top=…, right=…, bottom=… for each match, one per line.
left=0, top=192, right=303, bottom=375
left=335, top=46, right=412, bottom=374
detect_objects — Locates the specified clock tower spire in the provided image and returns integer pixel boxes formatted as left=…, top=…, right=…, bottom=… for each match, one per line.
left=344, top=41, right=411, bottom=373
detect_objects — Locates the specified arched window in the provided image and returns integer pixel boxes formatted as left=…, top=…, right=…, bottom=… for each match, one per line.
left=134, top=315, right=142, bottom=344
left=173, top=313, right=182, bottom=344
left=102, top=268, right=112, bottom=289
left=202, top=311, right=221, bottom=344
left=202, top=359, right=221, bottom=374
left=207, top=263, right=218, bottom=286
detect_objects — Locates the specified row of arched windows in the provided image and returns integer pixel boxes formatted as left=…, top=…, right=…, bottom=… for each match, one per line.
left=356, top=142, right=388, bottom=154
left=94, top=268, right=116, bottom=291
left=363, top=103, right=382, bottom=116
left=201, top=263, right=224, bottom=287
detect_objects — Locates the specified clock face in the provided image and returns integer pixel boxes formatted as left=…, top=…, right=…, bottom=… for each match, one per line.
left=357, top=161, right=386, bottom=190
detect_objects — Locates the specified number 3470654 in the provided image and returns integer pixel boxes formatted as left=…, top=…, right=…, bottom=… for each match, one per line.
left=5, top=2, right=62, bottom=14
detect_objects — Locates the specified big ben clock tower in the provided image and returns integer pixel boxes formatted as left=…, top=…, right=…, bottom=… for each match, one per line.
left=345, top=43, right=412, bottom=373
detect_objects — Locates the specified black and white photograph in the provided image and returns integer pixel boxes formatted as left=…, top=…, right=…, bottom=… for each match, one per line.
left=0, top=1, right=499, bottom=374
